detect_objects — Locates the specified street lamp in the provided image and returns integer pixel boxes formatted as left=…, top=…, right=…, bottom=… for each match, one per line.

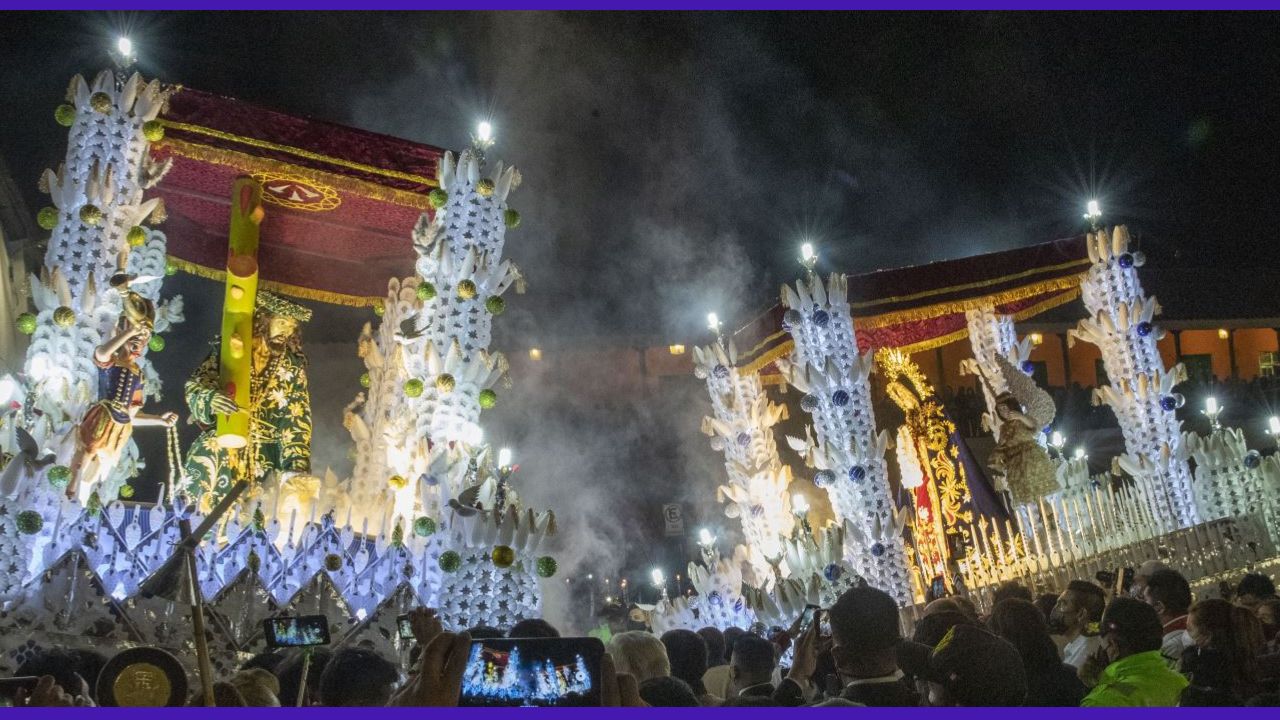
left=1203, top=396, right=1223, bottom=430
left=800, top=242, right=818, bottom=277
left=1084, top=199, right=1102, bottom=231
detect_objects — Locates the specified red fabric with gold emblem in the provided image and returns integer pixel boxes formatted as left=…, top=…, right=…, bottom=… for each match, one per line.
left=148, top=87, right=444, bottom=306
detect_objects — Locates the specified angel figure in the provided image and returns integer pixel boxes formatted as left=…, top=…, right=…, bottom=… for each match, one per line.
left=982, top=355, right=1058, bottom=506
left=66, top=276, right=178, bottom=501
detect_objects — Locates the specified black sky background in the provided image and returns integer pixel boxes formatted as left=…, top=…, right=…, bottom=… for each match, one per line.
left=2, top=12, right=1279, bottom=615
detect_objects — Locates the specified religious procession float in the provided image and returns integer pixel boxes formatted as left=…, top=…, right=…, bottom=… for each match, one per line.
left=0, top=58, right=1278, bottom=687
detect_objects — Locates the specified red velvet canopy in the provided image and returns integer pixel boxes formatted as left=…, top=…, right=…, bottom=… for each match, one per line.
left=735, top=236, right=1091, bottom=382
left=149, top=87, right=444, bottom=306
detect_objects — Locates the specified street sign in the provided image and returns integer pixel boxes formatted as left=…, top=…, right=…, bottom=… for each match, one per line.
left=662, top=503, right=684, bottom=537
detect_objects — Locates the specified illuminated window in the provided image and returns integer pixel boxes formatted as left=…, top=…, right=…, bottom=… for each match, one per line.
left=1261, top=352, right=1278, bottom=378
left=668, top=344, right=686, bottom=356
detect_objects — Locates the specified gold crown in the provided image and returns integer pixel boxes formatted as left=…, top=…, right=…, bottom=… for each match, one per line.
left=257, top=291, right=312, bottom=322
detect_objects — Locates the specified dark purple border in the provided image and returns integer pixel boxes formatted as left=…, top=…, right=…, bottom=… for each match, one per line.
left=6, top=2, right=1280, bottom=9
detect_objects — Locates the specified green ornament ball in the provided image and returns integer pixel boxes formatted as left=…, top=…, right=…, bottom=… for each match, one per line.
left=416, top=282, right=436, bottom=301
left=142, top=120, right=165, bottom=143
left=359, top=372, right=371, bottom=388
left=79, top=204, right=103, bottom=226
left=16, top=313, right=37, bottom=335
left=456, top=279, right=477, bottom=300
left=491, top=545, right=515, bottom=569
left=15, top=510, right=43, bottom=535
left=435, top=373, right=456, bottom=394
left=428, top=188, right=449, bottom=210
left=477, top=178, right=495, bottom=198
left=148, top=335, right=165, bottom=352
left=247, top=549, right=261, bottom=573
left=439, top=550, right=462, bottom=573
left=373, top=303, right=385, bottom=317
left=85, top=491, right=102, bottom=517
left=403, top=378, right=424, bottom=398
left=478, top=389, right=497, bottom=409
left=485, top=296, right=506, bottom=315
left=165, top=259, right=178, bottom=276
left=55, top=104, right=76, bottom=127
left=127, top=225, right=147, bottom=247
left=89, top=92, right=113, bottom=114
left=53, top=306, right=76, bottom=328
left=504, top=209, right=521, bottom=229
left=536, top=556, right=558, bottom=578
left=37, top=207, right=59, bottom=230
left=47, top=465, right=71, bottom=490
left=325, top=553, right=343, bottom=572
left=119, top=484, right=135, bottom=499
left=413, top=516, right=437, bottom=537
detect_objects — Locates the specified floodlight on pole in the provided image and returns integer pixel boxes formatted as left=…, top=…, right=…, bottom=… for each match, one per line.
left=1084, top=199, right=1102, bottom=230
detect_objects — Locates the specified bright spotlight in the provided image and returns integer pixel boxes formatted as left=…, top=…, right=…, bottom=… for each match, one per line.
left=801, top=242, right=814, bottom=261
left=698, top=528, right=713, bottom=546
left=1074, top=447, right=1086, bottom=460
left=650, top=568, right=665, bottom=587
left=477, top=121, right=493, bottom=143
left=707, top=312, right=720, bottom=332
left=1086, top=199, right=1100, bottom=218
left=498, top=447, right=512, bottom=467
left=117, top=37, right=133, bottom=57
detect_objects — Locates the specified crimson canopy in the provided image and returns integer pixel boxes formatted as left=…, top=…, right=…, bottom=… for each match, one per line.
left=736, top=236, right=1091, bottom=381
left=149, top=87, right=444, bottom=307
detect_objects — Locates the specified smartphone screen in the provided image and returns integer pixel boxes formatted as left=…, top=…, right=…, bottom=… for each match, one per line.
left=263, top=615, right=331, bottom=648
left=798, top=604, right=819, bottom=634
left=459, top=637, right=604, bottom=707
left=930, top=576, right=947, bottom=599
left=396, top=614, right=415, bottom=640
left=0, top=677, right=40, bottom=706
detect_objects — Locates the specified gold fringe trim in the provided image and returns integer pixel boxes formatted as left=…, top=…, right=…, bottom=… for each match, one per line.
left=156, top=138, right=436, bottom=210
left=167, top=256, right=383, bottom=308
left=855, top=273, right=1086, bottom=330
left=739, top=285, right=1083, bottom=377
left=849, top=257, right=1091, bottom=311
left=160, top=120, right=439, bottom=188
left=1011, top=285, right=1081, bottom=322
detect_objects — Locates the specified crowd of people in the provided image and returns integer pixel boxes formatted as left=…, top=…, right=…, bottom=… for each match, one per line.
left=5, top=563, right=1278, bottom=707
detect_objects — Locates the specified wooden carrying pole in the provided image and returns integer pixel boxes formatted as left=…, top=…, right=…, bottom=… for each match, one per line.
left=216, top=177, right=264, bottom=449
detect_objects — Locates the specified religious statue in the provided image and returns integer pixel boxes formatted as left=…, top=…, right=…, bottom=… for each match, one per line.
left=982, top=355, right=1058, bottom=506
left=66, top=276, right=178, bottom=501
left=183, top=291, right=313, bottom=509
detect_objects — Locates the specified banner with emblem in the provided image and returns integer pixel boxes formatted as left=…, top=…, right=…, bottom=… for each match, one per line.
left=147, top=87, right=444, bottom=307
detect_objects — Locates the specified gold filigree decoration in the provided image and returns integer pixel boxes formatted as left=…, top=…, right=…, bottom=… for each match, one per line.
left=252, top=172, right=341, bottom=212
left=878, top=349, right=976, bottom=584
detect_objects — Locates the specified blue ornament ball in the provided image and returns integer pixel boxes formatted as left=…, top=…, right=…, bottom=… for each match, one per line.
left=712, top=364, right=730, bottom=379
left=733, top=597, right=745, bottom=613
left=1117, top=253, right=1135, bottom=269
left=823, top=563, right=843, bottom=583
left=1020, top=360, right=1035, bottom=375
left=1174, top=393, right=1187, bottom=408
left=420, top=473, right=440, bottom=487
left=870, top=542, right=886, bottom=558
left=736, top=432, right=751, bottom=447
left=800, top=394, right=819, bottom=413
left=831, top=389, right=850, bottom=406
left=1245, top=450, right=1262, bottom=469
left=848, top=465, right=867, bottom=482
left=811, top=309, right=830, bottom=327
left=783, top=309, right=804, bottom=330
left=708, top=590, right=723, bottom=607
left=814, top=469, right=836, bottom=488
left=750, top=504, right=765, bottom=518
left=1136, top=321, right=1153, bottom=337
left=1160, top=395, right=1178, bottom=412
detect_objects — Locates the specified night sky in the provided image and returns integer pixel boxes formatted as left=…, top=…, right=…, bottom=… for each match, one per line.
left=2, top=11, right=1278, bottom=599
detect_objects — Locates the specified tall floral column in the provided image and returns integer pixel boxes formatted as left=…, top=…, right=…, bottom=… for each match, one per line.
left=1071, top=226, right=1198, bottom=530
left=0, top=70, right=181, bottom=603
left=341, top=143, right=550, bottom=629
left=692, top=339, right=795, bottom=584
left=778, top=273, right=911, bottom=604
